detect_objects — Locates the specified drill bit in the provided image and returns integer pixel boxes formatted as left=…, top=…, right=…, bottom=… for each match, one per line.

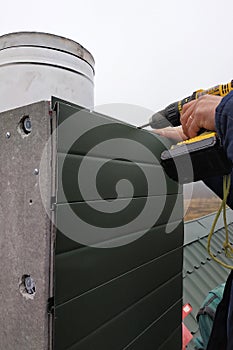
left=137, top=123, right=150, bottom=129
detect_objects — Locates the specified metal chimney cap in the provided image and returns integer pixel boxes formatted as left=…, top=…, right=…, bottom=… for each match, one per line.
left=0, top=31, right=95, bottom=73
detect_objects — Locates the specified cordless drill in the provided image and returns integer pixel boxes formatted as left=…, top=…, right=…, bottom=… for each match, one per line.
left=139, top=80, right=233, bottom=129
left=139, top=80, right=233, bottom=183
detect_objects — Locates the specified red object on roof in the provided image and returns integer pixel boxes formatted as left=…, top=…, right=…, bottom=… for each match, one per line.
left=182, top=303, right=193, bottom=349
left=182, top=303, right=192, bottom=320
left=182, top=323, right=193, bottom=349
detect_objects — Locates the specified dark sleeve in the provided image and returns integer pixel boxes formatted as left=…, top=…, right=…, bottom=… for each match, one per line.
left=204, top=91, right=233, bottom=209
left=206, top=270, right=233, bottom=350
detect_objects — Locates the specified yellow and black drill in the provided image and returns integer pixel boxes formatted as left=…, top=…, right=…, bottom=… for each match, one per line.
left=138, top=80, right=233, bottom=183
left=139, top=80, right=233, bottom=129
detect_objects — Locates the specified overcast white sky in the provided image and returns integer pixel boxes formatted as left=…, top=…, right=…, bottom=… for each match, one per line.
left=1, top=0, right=233, bottom=125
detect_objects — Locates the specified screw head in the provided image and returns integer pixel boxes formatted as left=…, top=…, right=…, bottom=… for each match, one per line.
left=6, top=132, right=11, bottom=139
left=34, top=168, right=39, bottom=175
left=24, top=276, right=36, bottom=295
left=23, top=117, right=32, bottom=134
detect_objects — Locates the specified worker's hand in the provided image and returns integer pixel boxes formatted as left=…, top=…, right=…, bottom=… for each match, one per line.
left=180, top=95, right=222, bottom=138
left=153, top=125, right=187, bottom=141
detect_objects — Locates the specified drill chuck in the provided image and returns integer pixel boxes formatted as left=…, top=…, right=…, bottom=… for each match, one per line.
left=148, top=102, right=181, bottom=129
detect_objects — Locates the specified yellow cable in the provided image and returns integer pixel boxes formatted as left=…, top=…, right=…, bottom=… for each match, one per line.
left=207, top=174, right=233, bottom=269
left=223, top=175, right=233, bottom=258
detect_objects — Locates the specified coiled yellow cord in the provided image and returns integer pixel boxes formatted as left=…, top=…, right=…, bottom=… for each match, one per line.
left=207, top=174, right=233, bottom=269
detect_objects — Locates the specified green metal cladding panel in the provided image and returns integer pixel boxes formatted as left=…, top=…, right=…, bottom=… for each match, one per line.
left=54, top=100, right=184, bottom=350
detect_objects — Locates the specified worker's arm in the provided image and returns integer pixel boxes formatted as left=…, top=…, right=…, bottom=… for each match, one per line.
left=214, top=90, right=233, bottom=159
